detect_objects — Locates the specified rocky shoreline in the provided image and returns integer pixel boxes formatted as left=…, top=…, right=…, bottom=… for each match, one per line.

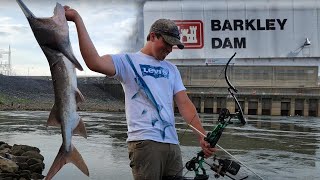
left=0, top=142, right=45, bottom=180
left=0, top=75, right=125, bottom=112
left=0, top=75, right=126, bottom=179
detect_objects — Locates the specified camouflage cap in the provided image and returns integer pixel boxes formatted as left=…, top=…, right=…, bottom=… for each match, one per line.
left=149, top=19, right=184, bottom=49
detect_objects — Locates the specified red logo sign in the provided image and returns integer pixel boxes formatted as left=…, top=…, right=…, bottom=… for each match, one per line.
left=174, top=20, right=204, bottom=49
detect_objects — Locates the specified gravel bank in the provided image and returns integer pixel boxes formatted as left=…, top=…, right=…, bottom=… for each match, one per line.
left=0, top=75, right=125, bottom=111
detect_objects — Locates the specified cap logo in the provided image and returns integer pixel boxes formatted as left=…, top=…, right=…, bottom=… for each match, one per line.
left=174, top=20, right=204, bottom=49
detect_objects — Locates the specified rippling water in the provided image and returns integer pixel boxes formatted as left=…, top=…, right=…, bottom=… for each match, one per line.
left=0, top=111, right=319, bottom=180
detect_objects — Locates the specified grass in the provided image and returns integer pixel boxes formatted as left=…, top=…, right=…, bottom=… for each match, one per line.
left=0, top=93, right=31, bottom=105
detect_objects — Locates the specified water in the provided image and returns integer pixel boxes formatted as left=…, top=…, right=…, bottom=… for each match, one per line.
left=0, top=111, right=320, bottom=180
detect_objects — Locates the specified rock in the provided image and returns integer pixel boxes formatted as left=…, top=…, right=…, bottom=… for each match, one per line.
left=21, top=151, right=44, bottom=161
left=26, top=158, right=42, bottom=166
left=5, top=153, right=27, bottom=162
left=31, top=172, right=45, bottom=180
left=0, top=143, right=11, bottom=150
left=12, top=145, right=40, bottom=154
left=0, top=157, right=19, bottom=173
left=29, top=163, right=44, bottom=174
left=0, top=148, right=11, bottom=157
left=19, top=170, right=31, bottom=179
left=0, top=142, right=45, bottom=179
left=0, top=172, right=15, bottom=179
left=16, top=162, right=28, bottom=170
left=11, top=149, right=24, bottom=156
left=9, top=155, right=29, bottom=164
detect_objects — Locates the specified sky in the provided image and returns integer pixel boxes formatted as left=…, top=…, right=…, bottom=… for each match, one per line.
left=0, top=0, right=145, bottom=76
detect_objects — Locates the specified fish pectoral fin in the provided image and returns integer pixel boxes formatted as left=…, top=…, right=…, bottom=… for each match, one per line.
left=46, top=144, right=89, bottom=180
left=73, top=118, right=87, bottom=139
left=47, top=104, right=60, bottom=127
left=76, top=88, right=85, bottom=103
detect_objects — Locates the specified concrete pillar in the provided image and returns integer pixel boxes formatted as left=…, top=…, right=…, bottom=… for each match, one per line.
left=290, top=98, right=295, bottom=116
left=227, top=99, right=235, bottom=113
left=200, top=97, right=205, bottom=113
left=244, top=98, right=248, bottom=115
left=304, top=99, right=309, bottom=117
left=257, top=98, right=262, bottom=115
left=213, top=98, right=217, bottom=114
left=272, top=99, right=281, bottom=116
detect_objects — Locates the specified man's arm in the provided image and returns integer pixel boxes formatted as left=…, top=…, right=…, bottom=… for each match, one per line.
left=64, top=6, right=115, bottom=77
left=174, top=90, right=216, bottom=157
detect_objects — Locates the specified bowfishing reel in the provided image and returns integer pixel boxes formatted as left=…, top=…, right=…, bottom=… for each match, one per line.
left=185, top=153, right=244, bottom=180
left=209, top=155, right=242, bottom=179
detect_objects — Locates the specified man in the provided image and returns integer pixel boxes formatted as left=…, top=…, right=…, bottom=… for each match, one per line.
left=64, top=6, right=216, bottom=180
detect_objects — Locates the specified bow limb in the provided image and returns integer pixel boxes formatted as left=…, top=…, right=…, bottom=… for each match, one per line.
left=225, top=52, right=246, bottom=125
left=224, top=53, right=264, bottom=180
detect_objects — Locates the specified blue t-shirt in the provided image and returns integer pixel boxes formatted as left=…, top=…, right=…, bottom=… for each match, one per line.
left=111, top=51, right=186, bottom=144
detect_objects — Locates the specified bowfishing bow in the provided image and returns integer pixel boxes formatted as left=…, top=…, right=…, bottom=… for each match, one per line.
left=175, top=53, right=264, bottom=180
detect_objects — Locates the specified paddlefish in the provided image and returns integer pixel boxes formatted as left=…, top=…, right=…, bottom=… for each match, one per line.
left=16, top=0, right=89, bottom=179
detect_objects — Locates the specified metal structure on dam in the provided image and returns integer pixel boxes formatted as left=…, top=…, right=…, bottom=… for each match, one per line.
left=0, top=45, right=11, bottom=76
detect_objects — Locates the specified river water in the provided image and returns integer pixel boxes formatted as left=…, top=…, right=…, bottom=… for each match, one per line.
left=0, top=111, right=319, bottom=180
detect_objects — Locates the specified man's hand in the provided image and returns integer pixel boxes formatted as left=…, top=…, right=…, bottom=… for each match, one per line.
left=199, top=138, right=217, bottom=158
left=64, top=6, right=80, bottom=22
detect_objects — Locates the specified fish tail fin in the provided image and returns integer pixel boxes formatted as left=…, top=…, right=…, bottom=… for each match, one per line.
left=45, top=144, right=89, bottom=180
left=53, top=2, right=64, bottom=17
left=55, top=4, right=83, bottom=71
left=69, top=144, right=89, bottom=176
left=45, top=145, right=66, bottom=180
left=73, top=118, right=87, bottom=139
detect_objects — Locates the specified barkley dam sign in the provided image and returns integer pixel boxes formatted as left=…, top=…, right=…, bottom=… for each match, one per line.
left=211, top=19, right=287, bottom=49
left=144, top=1, right=319, bottom=59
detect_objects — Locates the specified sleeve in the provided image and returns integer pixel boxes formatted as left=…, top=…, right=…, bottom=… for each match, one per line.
left=110, top=54, right=126, bottom=83
left=173, top=65, right=186, bottom=95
